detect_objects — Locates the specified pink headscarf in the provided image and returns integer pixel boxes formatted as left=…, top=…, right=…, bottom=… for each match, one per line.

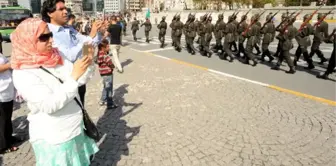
left=10, top=18, right=63, bottom=69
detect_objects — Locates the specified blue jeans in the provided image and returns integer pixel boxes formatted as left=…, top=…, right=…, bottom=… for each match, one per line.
left=100, top=75, right=114, bottom=106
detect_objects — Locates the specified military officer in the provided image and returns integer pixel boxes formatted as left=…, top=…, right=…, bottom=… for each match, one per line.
left=186, top=14, right=197, bottom=55
left=170, top=15, right=177, bottom=46
left=173, top=14, right=184, bottom=52
left=221, top=16, right=236, bottom=62
left=243, top=15, right=259, bottom=66
left=213, top=13, right=225, bottom=53
left=236, top=15, right=248, bottom=58
left=309, top=13, right=328, bottom=64
left=260, top=14, right=275, bottom=62
left=203, top=15, right=214, bottom=57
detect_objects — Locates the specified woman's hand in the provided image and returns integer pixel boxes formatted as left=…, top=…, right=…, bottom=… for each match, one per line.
left=71, top=56, right=91, bottom=81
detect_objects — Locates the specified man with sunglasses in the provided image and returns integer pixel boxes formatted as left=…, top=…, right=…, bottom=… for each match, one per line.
left=41, top=0, right=103, bottom=106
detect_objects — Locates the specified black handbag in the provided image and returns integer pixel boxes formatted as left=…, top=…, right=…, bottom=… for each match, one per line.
left=40, top=67, right=101, bottom=142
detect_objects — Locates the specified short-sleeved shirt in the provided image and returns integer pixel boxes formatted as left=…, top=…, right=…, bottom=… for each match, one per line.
left=0, top=54, right=14, bottom=102
left=107, top=23, right=122, bottom=45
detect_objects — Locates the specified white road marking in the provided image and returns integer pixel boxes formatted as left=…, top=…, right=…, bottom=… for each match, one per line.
left=141, top=47, right=175, bottom=52
left=207, top=69, right=270, bottom=87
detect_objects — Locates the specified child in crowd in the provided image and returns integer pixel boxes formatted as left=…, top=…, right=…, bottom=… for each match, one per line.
left=97, top=39, right=118, bottom=109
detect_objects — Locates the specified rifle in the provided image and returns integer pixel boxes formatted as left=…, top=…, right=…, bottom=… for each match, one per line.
left=238, top=9, right=252, bottom=26
left=206, top=13, right=212, bottom=22
left=298, top=5, right=323, bottom=32
left=326, top=28, right=336, bottom=41
left=242, top=10, right=266, bottom=36
left=313, top=9, right=335, bottom=27
left=275, top=10, right=298, bottom=31
left=281, top=10, right=302, bottom=33
left=260, top=10, right=280, bottom=30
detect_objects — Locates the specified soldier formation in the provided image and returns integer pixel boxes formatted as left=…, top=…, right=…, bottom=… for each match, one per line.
left=128, top=9, right=335, bottom=79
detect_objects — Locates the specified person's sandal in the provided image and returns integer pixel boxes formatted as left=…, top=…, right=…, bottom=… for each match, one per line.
left=1, top=146, right=19, bottom=154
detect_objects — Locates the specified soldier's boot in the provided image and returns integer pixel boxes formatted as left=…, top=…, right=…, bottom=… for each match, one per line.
left=304, top=60, right=315, bottom=70
left=160, top=43, right=164, bottom=48
left=286, top=66, right=296, bottom=74
left=316, top=72, right=329, bottom=79
left=271, top=62, right=281, bottom=70
left=318, top=57, right=328, bottom=65
left=266, top=50, right=274, bottom=62
left=146, top=38, right=149, bottom=43
left=208, top=51, right=212, bottom=58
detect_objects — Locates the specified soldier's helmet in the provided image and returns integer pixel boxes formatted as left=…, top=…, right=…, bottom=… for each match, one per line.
left=281, top=13, right=287, bottom=19
left=228, top=15, right=233, bottom=21
left=266, top=14, right=272, bottom=21
left=162, top=16, right=166, bottom=20
left=253, top=14, right=259, bottom=21
left=317, top=13, right=324, bottom=20
left=176, top=15, right=181, bottom=20
left=241, top=15, right=247, bottom=20
left=208, top=16, right=212, bottom=21
left=289, top=16, right=296, bottom=24
left=218, top=13, right=223, bottom=19
left=251, top=15, right=257, bottom=21
left=303, top=14, right=310, bottom=20
left=188, top=13, right=192, bottom=19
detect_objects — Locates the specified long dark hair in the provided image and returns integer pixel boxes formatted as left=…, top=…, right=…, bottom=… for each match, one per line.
left=41, top=0, right=65, bottom=23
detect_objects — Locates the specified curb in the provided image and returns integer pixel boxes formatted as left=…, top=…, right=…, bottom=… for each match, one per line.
left=130, top=48, right=336, bottom=106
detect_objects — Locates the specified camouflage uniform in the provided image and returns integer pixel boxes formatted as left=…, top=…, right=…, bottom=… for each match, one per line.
left=294, top=14, right=314, bottom=69
left=203, top=15, right=214, bottom=57
left=141, top=18, right=152, bottom=43
left=237, top=15, right=248, bottom=58
left=157, top=16, right=167, bottom=48
left=221, top=16, right=236, bottom=62
left=173, top=15, right=184, bottom=52
left=244, top=15, right=259, bottom=66
left=186, top=14, right=197, bottom=55
left=272, top=17, right=298, bottom=74
left=317, top=28, right=336, bottom=79
left=260, top=14, right=276, bottom=62
left=213, top=14, right=226, bottom=53
left=131, top=18, right=140, bottom=41
left=309, top=13, right=328, bottom=64
left=170, top=16, right=177, bottom=46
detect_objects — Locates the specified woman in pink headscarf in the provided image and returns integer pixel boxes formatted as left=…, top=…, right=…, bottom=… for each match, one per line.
left=11, top=18, right=98, bottom=165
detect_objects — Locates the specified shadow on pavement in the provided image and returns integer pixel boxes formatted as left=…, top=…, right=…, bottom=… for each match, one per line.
left=92, top=84, right=142, bottom=166
left=11, top=115, right=29, bottom=146
left=121, top=59, right=133, bottom=68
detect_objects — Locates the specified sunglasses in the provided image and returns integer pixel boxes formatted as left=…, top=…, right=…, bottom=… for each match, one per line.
left=38, top=32, right=53, bottom=42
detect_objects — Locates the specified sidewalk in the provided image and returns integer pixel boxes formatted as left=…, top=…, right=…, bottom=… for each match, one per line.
left=1, top=47, right=335, bottom=166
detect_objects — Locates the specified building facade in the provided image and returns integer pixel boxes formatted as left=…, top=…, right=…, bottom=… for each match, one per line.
left=125, top=0, right=142, bottom=11
left=104, top=0, right=125, bottom=12
left=65, top=0, right=83, bottom=14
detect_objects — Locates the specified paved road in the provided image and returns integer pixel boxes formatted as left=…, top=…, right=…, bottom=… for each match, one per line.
left=116, top=22, right=336, bottom=101
left=1, top=47, right=335, bottom=166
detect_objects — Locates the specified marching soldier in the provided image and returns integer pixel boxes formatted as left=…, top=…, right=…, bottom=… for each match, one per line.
left=243, top=15, right=259, bottom=66
left=309, top=13, right=328, bottom=64
left=271, top=16, right=297, bottom=74
left=196, top=15, right=206, bottom=44
left=198, top=15, right=207, bottom=54
left=157, top=16, right=167, bottom=48
left=213, top=13, right=225, bottom=53
left=186, top=14, right=197, bottom=55
left=294, top=14, right=315, bottom=69
left=184, top=14, right=192, bottom=48
left=236, top=15, right=248, bottom=58
left=203, top=15, right=214, bottom=57
left=221, top=16, right=236, bottom=62
left=170, top=15, right=177, bottom=46
left=260, top=14, right=275, bottom=62
left=273, top=13, right=288, bottom=57
left=141, top=18, right=152, bottom=43
left=131, top=17, right=140, bottom=41
left=0, top=32, right=2, bottom=54
left=173, top=14, right=184, bottom=52
left=253, top=13, right=262, bottom=55
left=317, top=28, right=336, bottom=79
left=231, top=14, right=239, bottom=52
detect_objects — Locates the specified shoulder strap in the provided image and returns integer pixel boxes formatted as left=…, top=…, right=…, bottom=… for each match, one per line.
left=39, top=66, right=84, bottom=110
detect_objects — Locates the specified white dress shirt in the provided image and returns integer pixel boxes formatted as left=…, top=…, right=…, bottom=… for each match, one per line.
left=0, top=53, right=14, bottom=102
left=12, top=57, right=95, bottom=145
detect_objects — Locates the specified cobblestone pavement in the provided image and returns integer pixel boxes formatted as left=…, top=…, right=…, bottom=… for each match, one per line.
left=1, top=47, right=335, bottom=166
